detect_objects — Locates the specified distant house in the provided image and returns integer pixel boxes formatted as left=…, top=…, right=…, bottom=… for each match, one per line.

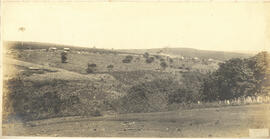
left=49, top=47, right=57, bottom=51
left=29, top=67, right=40, bottom=70
left=64, top=48, right=70, bottom=51
left=192, top=57, right=199, bottom=61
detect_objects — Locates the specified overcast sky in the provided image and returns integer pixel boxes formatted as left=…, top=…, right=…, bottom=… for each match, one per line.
left=2, top=2, right=270, bottom=52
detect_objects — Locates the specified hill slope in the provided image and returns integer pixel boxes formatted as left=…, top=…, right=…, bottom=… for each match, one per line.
left=118, top=47, right=253, bottom=61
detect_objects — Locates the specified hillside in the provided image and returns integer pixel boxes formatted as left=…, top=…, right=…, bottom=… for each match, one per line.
left=4, top=41, right=223, bottom=74
left=1, top=41, right=257, bottom=121
left=118, top=47, right=253, bottom=61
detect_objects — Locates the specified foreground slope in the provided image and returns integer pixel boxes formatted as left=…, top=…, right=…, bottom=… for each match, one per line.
left=3, top=104, right=270, bottom=137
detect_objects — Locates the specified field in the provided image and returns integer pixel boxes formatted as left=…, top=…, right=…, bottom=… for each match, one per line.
left=2, top=41, right=268, bottom=137
left=3, top=104, right=270, bottom=137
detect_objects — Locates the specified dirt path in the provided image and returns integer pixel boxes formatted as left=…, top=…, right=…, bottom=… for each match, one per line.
left=3, top=104, right=270, bottom=137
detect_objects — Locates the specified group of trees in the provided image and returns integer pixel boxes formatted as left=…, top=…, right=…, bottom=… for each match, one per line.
left=201, top=51, right=270, bottom=101
left=118, top=51, right=270, bottom=113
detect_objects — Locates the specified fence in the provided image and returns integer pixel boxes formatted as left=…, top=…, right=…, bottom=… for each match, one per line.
left=199, top=95, right=270, bottom=105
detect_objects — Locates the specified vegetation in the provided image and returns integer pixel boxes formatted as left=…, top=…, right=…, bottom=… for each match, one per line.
left=4, top=41, right=270, bottom=122
left=107, top=64, right=114, bottom=72
left=146, top=57, right=155, bottom=63
left=122, top=55, right=133, bottom=63
left=160, top=61, right=168, bottom=70
left=143, top=52, right=149, bottom=58
left=86, top=63, right=97, bottom=73
left=201, top=51, right=270, bottom=101
left=61, top=52, right=67, bottom=63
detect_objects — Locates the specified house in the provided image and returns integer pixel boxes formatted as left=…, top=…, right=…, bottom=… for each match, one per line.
left=49, top=47, right=57, bottom=51
left=64, top=48, right=70, bottom=51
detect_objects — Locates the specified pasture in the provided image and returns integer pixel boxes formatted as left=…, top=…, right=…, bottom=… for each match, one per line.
left=3, top=104, right=270, bottom=137
left=2, top=42, right=269, bottom=137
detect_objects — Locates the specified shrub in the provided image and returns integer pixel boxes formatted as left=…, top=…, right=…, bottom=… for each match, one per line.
left=107, top=64, right=114, bottom=71
left=160, top=58, right=165, bottom=62
left=91, top=109, right=102, bottom=117
left=143, top=52, right=149, bottom=58
left=86, top=63, right=97, bottom=73
left=122, top=55, right=133, bottom=63
left=168, top=88, right=195, bottom=104
left=154, top=55, right=161, bottom=59
left=160, top=61, right=168, bottom=70
left=146, top=57, right=155, bottom=63
left=61, top=52, right=67, bottom=63
left=169, top=58, right=174, bottom=63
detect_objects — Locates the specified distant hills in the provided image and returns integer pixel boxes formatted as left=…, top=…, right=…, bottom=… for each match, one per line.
left=118, top=47, right=254, bottom=61
left=4, top=41, right=253, bottom=61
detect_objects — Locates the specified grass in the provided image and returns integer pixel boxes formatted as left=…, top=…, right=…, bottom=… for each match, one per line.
left=3, top=104, right=269, bottom=137
left=2, top=43, right=266, bottom=137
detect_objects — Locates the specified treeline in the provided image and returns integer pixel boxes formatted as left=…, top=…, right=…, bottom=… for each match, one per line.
left=117, top=52, right=270, bottom=113
left=201, top=51, right=270, bottom=101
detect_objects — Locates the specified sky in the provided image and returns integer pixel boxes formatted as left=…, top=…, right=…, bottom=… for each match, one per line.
left=2, top=2, right=270, bottom=52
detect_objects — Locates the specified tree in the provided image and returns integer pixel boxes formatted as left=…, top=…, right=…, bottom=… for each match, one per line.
left=249, top=51, right=270, bottom=95
left=122, top=55, right=133, bottom=63
left=86, top=63, right=97, bottom=73
left=107, top=64, right=114, bottom=72
left=143, top=52, right=149, bottom=58
left=169, top=58, right=173, bottom=63
left=61, top=52, right=67, bottom=63
left=146, top=57, right=155, bottom=63
left=160, top=61, right=168, bottom=70
left=200, top=52, right=270, bottom=101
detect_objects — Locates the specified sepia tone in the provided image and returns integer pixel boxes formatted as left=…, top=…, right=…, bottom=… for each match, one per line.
left=1, top=1, right=270, bottom=138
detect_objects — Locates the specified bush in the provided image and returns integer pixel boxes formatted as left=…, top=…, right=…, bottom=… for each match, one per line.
left=154, top=55, right=161, bottom=59
left=160, top=58, right=165, bottom=62
left=146, top=57, right=155, bottom=63
left=117, top=78, right=181, bottom=113
left=122, top=55, right=133, bottom=63
left=8, top=89, right=63, bottom=121
left=143, top=52, right=149, bottom=58
left=169, top=58, right=174, bottom=63
left=107, top=64, right=114, bottom=71
left=160, top=61, right=168, bottom=69
left=61, top=52, right=67, bottom=63
left=86, top=63, right=97, bottom=73
left=168, top=88, right=196, bottom=104
left=91, top=109, right=102, bottom=117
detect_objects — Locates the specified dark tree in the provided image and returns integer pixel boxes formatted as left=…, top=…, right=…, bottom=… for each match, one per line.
left=61, top=52, right=68, bottom=63
left=160, top=61, right=168, bottom=70
left=146, top=57, right=155, bottom=63
left=143, top=52, right=149, bottom=58
left=86, top=63, right=97, bottom=73
left=201, top=52, right=270, bottom=101
left=107, top=64, right=114, bottom=72
left=122, top=55, right=133, bottom=63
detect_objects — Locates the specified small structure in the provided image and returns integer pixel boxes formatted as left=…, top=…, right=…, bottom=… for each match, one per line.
left=64, top=48, right=70, bottom=51
left=193, top=57, right=199, bottom=60
left=208, top=58, right=214, bottom=62
left=29, top=67, right=40, bottom=70
left=49, top=47, right=57, bottom=51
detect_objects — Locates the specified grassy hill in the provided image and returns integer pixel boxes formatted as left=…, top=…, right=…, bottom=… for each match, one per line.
left=2, top=41, right=253, bottom=122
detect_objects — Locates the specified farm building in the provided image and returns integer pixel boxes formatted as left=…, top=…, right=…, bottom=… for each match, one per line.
left=64, top=48, right=70, bottom=51
left=49, top=47, right=57, bottom=51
